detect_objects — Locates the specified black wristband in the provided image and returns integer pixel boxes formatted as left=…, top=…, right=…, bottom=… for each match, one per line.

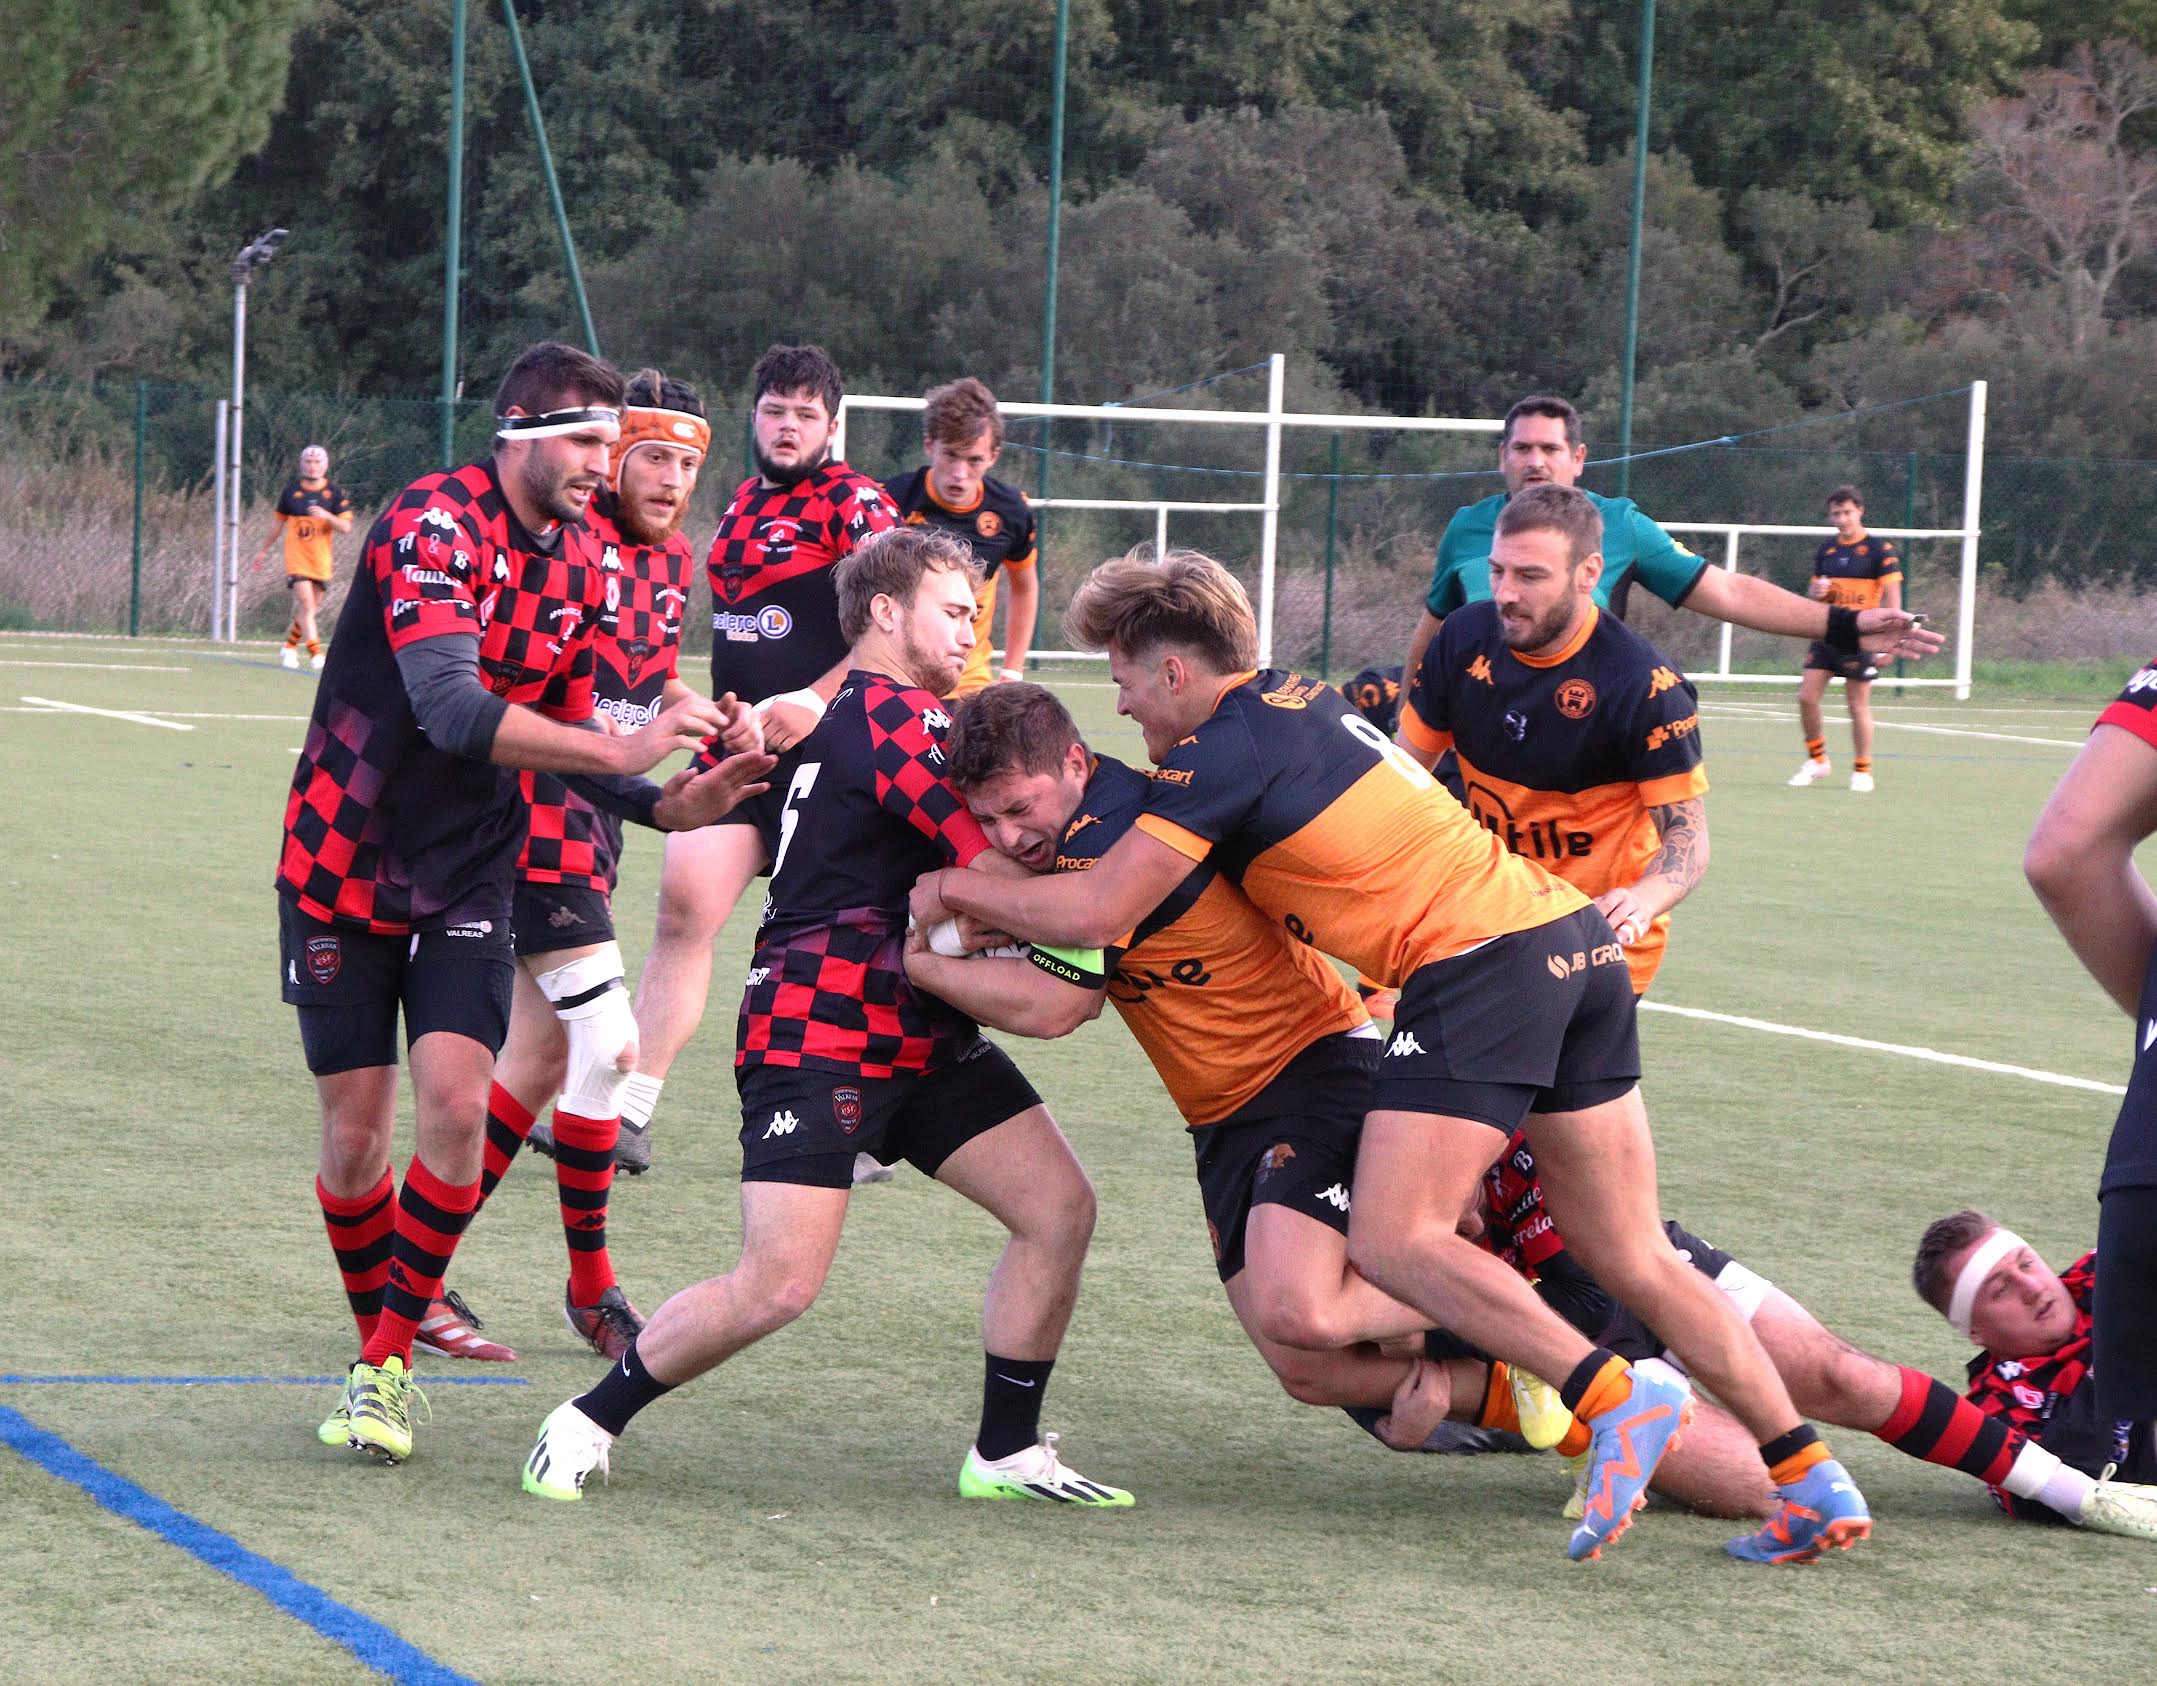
left=1825, top=604, right=1862, bottom=654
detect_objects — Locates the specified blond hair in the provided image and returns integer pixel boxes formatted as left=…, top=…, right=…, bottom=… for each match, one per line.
left=1064, top=547, right=1257, bottom=673
left=834, top=525, right=981, bottom=642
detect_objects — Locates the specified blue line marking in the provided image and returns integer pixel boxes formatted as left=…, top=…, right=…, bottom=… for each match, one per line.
left=0, top=1404, right=479, bottom=1685
left=1, top=1374, right=529, bottom=1386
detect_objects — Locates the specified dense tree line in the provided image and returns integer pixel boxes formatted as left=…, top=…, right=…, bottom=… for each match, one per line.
left=8, top=0, right=2157, bottom=460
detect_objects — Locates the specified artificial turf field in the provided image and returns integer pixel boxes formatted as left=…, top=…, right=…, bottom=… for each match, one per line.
left=3, top=631, right=2153, bottom=1685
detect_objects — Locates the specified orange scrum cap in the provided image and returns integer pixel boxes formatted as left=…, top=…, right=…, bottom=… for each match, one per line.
left=608, top=405, right=711, bottom=490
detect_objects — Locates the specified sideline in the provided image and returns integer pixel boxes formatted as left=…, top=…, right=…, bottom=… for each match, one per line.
left=0, top=1403, right=479, bottom=1686
left=1642, top=1000, right=2125, bottom=1095
left=18, top=695, right=193, bottom=731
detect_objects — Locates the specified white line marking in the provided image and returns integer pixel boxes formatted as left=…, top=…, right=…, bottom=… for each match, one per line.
left=0, top=660, right=188, bottom=672
left=1641, top=1000, right=2124, bottom=1094
left=17, top=696, right=193, bottom=732
left=1697, top=705, right=2082, bottom=748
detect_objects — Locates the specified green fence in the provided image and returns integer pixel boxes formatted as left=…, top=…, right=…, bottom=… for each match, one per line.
left=4, top=371, right=2152, bottom=690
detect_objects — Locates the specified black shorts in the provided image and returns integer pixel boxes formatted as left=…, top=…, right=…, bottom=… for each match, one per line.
left=1371, top=906, right=1641, bottom=1131
left=1804, top=641, right=1878, bottom=682
left=2103, top=952, right=2157, bottom=1193
left=277, top=896, right=515, bottom=1076
left=1190, top=1030, right=1377, bottom=1282
left=736, top=1038, right=1042, bottom=1188
left=1593, top=1220, right=1775, bottom=1365
left=512, top=879, right=615, bottom=958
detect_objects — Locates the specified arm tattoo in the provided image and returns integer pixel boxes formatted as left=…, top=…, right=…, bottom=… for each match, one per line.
left=1644, top=798, right=1708, bottom=892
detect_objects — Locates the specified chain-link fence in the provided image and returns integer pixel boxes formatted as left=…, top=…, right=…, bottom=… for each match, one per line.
left=6, top=370, right=2151, bottom=691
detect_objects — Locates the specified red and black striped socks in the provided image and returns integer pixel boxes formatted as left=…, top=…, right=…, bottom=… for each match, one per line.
left=1877, top=1365, right=2015, bottom=1484
left=362, top=1157, right=480, bottom=1367
left=478, top=1082, right=537, bottom=1200
left=552, top=1109, right=621, bottom=1305
left=316, top=1170, right=394, bottom=1345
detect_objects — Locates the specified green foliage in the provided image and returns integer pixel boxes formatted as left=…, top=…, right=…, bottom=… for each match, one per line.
left=0, top=0, right=313, bottom=333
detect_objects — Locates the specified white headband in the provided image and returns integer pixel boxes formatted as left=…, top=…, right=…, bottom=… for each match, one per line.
left=1947, top=1227, right=2027, bottom=1341
left=495, top=405, right=622, bottom=441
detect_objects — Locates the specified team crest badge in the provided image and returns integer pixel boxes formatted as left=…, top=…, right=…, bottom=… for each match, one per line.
left=1257, top=1142, right=1297, bottom=1182
left=832, top=1085, right=864, bottom=1134
left=305, top=935, right=342, bottom=985
left=1555, top=678, right=1597, bottom=720
left=975, top=509, right=1003, bottom=539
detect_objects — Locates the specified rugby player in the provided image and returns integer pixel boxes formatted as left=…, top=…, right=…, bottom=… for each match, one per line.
left=521, top=528, right=1130, bottom=1508
left=885, top=377, right=1040, bottom=697
left=455, top=370, right=720, bottom=1361
left=2025, top=662, right=2157, bottom=1435
left=252, top=444, right=352, bottom=671
left=620, top=344, right=899, bottom=1176
left=1470, top=1144, right=2157, bottom=1545
left=921, top=549, right=1871, bottom=1562
left=1788, top=486, right=1900, bottom=791
left=279, top=342, right=767, bottom=1463
left=1399, top=395, right=1940, bottom=702
left=1398, top=485, right=1708, bottom=995
left=1911, top=1210, right=2157, bottom=1534
left=907, top=683, right=1552, bottom=1452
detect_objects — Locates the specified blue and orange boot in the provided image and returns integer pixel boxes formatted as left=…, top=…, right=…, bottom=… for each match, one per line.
left=1568, top=1361, right=1694, bottom=1561
left=1727, top=1457, right=1872, bottom=1564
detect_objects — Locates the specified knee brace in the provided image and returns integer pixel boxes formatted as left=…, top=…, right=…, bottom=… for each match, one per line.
left=535, top=943, right=638, bottom=1119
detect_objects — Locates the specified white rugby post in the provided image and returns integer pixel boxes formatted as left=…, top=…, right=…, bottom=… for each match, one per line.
left=220, top=229, right=287, bottom=642
left=211, top=399, right=229, bottom=639
left=1256, top=352, right=1285, bottom=667
left=1955, top=379, right=1988, bottom=702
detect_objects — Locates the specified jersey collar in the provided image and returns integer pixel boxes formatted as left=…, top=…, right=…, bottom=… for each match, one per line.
left=1509, top=603, right=1598, bottom=669
left=921, top=471, right=985, bottom=517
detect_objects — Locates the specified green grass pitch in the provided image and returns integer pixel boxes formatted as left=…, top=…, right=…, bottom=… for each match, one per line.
left=3, top=634, right=2152, bottom=1684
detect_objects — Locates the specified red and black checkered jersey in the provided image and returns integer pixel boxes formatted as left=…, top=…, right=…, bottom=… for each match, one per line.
left=1962, top=1252, right=2154, bottom=1510
left=278, top=460, right=602, bottom=933
left=706, top=460, right=898, bottom=702
left=1481, top=1130, right=1566, bottom=1272
left=2096, top=658, right=2157, bottom=751
left=736, top=670, right=990, bottom=1078
left=516, top=488, right=695, bottom=890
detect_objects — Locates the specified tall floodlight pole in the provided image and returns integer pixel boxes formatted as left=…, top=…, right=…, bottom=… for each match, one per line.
left=441, top=0, right=469, bottom=467
left=226, top=228, right=288, bottom=640
left=1616, top=0, right=1656, bottom=497
left=1038, top=0, right=1069, bottom=500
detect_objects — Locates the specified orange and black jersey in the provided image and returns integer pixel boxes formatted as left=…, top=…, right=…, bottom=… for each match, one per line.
left=1133, top=670, right=1587, bottom=989
left=278, top=462, right=602, bottom=934
left=1400, top=602, right=1707, bottom=992
left=516, top=488, right=695, bottom=892
left=1811, top=534, right=1900, bottom=611
left=705, top=461, right=899, bottom=702
left=737, top=671, right=991, bottom=1079
left=884, top=468, right=1037, bottom=587
left=1034, top=754, right=1369, bottom=1126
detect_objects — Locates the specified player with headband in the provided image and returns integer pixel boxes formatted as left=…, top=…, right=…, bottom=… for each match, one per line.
left=448, top=371, right=759, bottom=1363
left=1912, top=1209, right=2157, bottom=1535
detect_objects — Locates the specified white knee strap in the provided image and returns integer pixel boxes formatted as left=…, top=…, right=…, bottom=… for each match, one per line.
left=536, top=944, right=637, bottom=1118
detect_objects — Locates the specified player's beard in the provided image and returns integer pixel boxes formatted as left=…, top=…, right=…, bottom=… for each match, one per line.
left=753, top=439, right=827, bottom=489
left=1500, top=596, right=1579, bottom=654
left=895, top=622, right=962, bottom=698
left=615, top=494, right=683, bottom=547
left=519, top=454, right=600, bottom=527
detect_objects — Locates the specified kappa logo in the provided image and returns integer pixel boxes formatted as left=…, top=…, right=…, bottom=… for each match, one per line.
left=1467, top=654, right=1495, bottom=686
left=1996, top=1360, right=2025, bottom=1380
left=601, top=544, right=622, bottom=573
left=1646, top=665, right=1682, bottom=697
left=763, top=1109, right=801, bottom=1139
left=1065, top=813, right=1100, bottom=842
left=745, top=966, right=772, bottom=987
left=1316, top=1183, right=1351, bottom=1212
left=547, top=905, right=582, bottom=929
left=1386, top=1030, right=1426, bottom=1058
left=1258, top=1143, right=1297, bottom=1181
left=922, top=705, right=952, bottom=731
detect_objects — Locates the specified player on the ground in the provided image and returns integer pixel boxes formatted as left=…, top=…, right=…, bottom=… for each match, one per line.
left=521, top=527, right=1130, bottom=1508
left=1452, top=1141, right=2157, bottom=1544
left=252, top=444, right=352, bottom=671
left=1398, top=484, right=1708, bottom=996
left=1788, top=486, right=1900, bottom=792
left=885, top=376, right=1040, bottom=698
left=1399, top=395, right=1939, bottom=700
left=908, top=682, right=1563, bottom=1452
left=620, top=344, right=900, bottom=1177
left=1910, top=1209, right=2157, bottom=1533
left=2023, top=659, right=2157, bottom=1431
left=454, top=369, right=717, bottom=1362
left=279, top=341, right=767, bottom=1463
left=919, top=549, right=1871, bottom=1563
